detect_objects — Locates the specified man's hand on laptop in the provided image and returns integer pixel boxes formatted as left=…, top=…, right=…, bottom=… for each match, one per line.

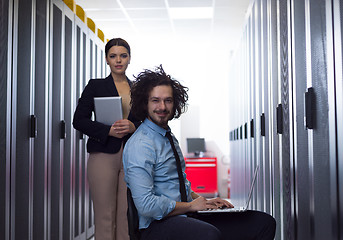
left=205, top=197, right=234, bottom=210
left=189, top=196, right=210, bottom=211
left=190, top=192, right=234, bottom=211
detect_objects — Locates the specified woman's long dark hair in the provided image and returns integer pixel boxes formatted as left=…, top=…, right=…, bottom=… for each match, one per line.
left=130, top=65, right=188, bottom=121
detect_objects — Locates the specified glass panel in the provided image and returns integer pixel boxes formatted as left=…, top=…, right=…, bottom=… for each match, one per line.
left=15, top=0, right=33, bottom=238
left=74, top=25, right=81, bottom=237
left=63, top=14, right=73, bottom=240
left=33, top=0, right=48, bottom=239
left=50, top=4, right=62, bottom=239
left=0, top=0, right=10, bottom=238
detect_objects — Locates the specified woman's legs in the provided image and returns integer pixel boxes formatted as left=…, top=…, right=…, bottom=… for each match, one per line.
left=88, top=152, right=117, bottom=240
left=88, top=151, right=129, bottom=240
left=116, top=148, right=129, bottom=240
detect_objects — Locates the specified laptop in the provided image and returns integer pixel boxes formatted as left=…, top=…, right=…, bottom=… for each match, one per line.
left=197, top=165, right=259, bottom=214
left=94, top=96, right=123, bottom=125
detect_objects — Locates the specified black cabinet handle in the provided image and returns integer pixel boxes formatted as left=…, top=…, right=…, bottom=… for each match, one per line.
left=79, top=131, right=84, bottom=140
left=30, top=115, right=37, bottom=138
left=261, top=113, right=265, bottom=136
left=277, top=104, right=283, bottom=134
left=60, top=120, right=66, bottom=139
left=250, top=119, right=254, bottom=138
left=244, top=122, right=248, bottom=139
left=305, top=87, right=315, bottom=129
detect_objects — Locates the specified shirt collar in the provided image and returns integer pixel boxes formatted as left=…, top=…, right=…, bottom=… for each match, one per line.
left=143, top=118, right=171, bottom=137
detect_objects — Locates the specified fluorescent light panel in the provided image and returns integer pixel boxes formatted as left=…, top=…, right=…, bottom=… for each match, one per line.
left=169, top=7, right=213, bottom=19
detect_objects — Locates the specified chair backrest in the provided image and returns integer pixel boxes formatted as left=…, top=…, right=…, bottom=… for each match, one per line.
left=127, top=188, right=141, bottom=240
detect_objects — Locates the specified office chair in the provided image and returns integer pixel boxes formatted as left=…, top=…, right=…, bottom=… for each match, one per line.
left=127, top=188, right=141, bottom=240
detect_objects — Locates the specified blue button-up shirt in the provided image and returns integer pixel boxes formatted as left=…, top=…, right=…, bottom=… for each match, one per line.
left=123, top=118, right=192, bottom=229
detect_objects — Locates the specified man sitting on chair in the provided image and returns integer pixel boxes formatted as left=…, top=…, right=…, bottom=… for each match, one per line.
left=123, top=65, right=276, bottom=240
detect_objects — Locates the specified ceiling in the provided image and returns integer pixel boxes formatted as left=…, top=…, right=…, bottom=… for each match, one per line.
left=74, top=0, right=252, bottom=47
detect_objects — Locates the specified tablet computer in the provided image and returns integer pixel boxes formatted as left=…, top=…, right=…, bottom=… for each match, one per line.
left=94, top=96, right=123, bottom=125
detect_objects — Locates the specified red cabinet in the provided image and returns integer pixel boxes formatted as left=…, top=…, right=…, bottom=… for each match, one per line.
left=184, top=157, right=218, bottom=197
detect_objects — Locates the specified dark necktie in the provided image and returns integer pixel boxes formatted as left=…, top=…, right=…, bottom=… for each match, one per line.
left=165, top=131, right=187, bottom=202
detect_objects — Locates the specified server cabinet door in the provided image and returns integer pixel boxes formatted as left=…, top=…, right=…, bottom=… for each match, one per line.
left=49, top=1, right=65, bottom=239
left=12, top=0, right=36, bottom=239
left=62, top=5, right=75, bottom=240
left=304, top=0, right=335, bottom=239
left=1, top=0, right=11, bottom=239
left=33, top=0, right=49, bottom=239
left=74, top=15, right=93, bottom=239
left=290, top=0, right=311, bottom=239
left=331, top=0, right=343, bottom=238
left=277, top=0, right=295, bottom=239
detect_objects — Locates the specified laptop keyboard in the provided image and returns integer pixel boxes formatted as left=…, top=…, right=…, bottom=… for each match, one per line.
left=198, top=206, right=245, bottom=213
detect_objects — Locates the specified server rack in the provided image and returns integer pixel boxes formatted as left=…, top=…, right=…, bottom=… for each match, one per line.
left=290, top=0, right=311, bottom=239
left=228, top=0, right=343, bottom=239
left=1, top=0, right=11, bottom=239
left=1, top=0, right=106, bottom=239
left=329, top=0, right=343, bottom=237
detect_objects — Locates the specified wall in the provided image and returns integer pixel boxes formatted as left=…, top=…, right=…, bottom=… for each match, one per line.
left=228, top=0, right=343, bottom=239
left=1, top=0, right=106, bottom=239
left=125, top=36, right=233, bottom=197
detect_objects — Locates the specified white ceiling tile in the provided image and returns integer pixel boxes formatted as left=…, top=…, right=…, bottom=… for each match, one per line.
left=119, top=0, right=166, bottom=8
left=214, top=7, right=248, bottom=22
left=75, top=0, right=120, bottom=9
left=84, top=9, right=126, bottom=20
left=173, top=19, right=212, bottom=35
left=73, top=0, right=252, bottom=51
left=169, top=7, right=213, bottom=19
left=98, top=20, right=132, bottom=29
left=214, top=0, right=250, bottom=8
left=133, top=19, right=173, bottom=35
left=100, top=21, right=136, bottom=38
left=167, top=0, right=213, bottom=8
left=127, top=8, right=169, bottom=20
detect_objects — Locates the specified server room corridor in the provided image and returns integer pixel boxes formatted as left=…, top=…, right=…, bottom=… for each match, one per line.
left=1, top=0, right=343, bottom=239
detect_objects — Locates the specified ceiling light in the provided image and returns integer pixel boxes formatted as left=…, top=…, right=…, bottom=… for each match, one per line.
left=169, top=7, right=213, bottom=19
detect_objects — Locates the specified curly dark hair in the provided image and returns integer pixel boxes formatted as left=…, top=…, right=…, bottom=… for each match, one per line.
left=130, top=65, right=188, bottom=121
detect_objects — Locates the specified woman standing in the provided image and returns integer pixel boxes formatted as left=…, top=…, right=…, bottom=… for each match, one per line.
left=73, top=38, right=140, bottom=240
